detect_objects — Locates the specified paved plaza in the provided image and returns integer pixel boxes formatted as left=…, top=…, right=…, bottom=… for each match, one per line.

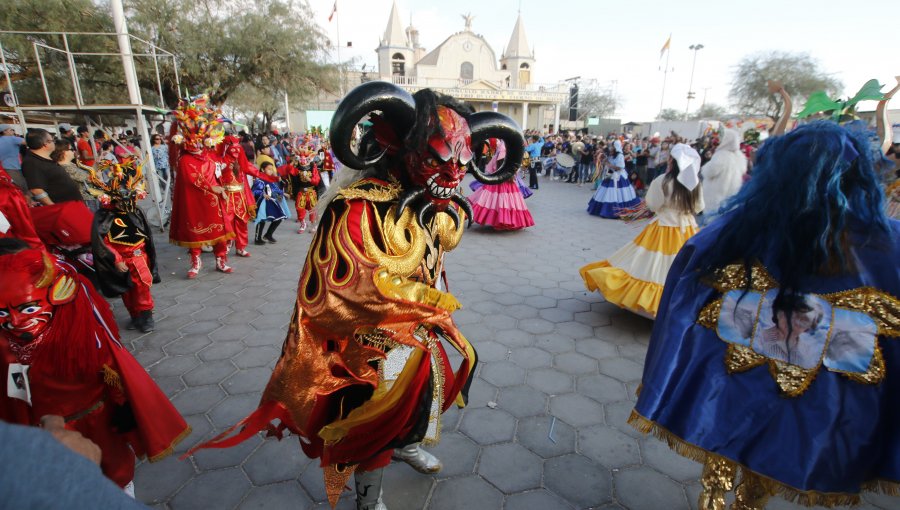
left=125, top=175, right=896, bottom=510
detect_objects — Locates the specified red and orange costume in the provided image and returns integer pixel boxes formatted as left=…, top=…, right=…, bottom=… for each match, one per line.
left=192, top=83, right=525, bottom=510
left=218, top=137, right=260, bottom=257
left=87, top=158, right=160, bottom=333
left=168, top=95, right=235, bottom=278
left=280, top=152, right=320, bottom=233
left=0, top=242, right=189, bottom=488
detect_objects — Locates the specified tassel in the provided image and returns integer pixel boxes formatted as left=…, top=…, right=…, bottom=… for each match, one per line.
left=102, top=364, right=123, bottom=391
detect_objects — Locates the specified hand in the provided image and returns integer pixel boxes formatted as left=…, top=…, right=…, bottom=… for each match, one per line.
left=115, top=261, right=128, bottom=272
left=40, top=415, right=102, bottom=465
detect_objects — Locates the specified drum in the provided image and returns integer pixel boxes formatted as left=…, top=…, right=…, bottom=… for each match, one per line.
left=555, top=153, right=576, bottom=169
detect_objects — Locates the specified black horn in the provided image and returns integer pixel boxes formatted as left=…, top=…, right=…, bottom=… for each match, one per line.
left=466, top=112, right=526, bottom=185
left=329, top=81, right=416, bottom=170
left=450, top=192, right=473, bottom=228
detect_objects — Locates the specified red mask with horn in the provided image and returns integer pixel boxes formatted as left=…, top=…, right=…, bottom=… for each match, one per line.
left=0, top=248, right=76, bottom=342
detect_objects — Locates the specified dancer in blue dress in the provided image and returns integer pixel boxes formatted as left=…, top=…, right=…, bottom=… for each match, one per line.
left=251, top=161, right=290, bottom=244
left=587, top=140, right=640, bottom=218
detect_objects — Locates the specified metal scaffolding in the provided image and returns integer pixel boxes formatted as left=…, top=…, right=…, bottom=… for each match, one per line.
left=0, top=30, right=181, bottom=229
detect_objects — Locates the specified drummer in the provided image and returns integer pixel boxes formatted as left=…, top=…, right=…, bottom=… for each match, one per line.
left=525, top=135, right=544, bottom=189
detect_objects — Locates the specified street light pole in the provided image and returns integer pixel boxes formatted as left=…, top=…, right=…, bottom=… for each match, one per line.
left=685, top=43, right=704, bottom=116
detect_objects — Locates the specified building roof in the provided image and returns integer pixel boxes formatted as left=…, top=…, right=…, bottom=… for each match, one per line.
left=381, top=0, right=408, bottom=48
left=416, top=31, right=498, bottom=67
left=503, top=13, right=532, bottom=59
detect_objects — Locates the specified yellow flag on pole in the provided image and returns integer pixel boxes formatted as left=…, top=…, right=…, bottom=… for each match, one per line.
left=660, top=34, right=671, bottom=59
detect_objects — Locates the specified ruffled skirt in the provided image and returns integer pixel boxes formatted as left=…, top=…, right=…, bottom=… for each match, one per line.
left=580, top=220, right=697, bottom=317
left=587, top=173, right=640, bottom=218
left=468, top=179, right=535, bottom=230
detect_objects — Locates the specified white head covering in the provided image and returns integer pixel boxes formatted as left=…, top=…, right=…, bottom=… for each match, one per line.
left=671, top=143, right=701, bottom=191
left=613, top=140, right=623, bottom=153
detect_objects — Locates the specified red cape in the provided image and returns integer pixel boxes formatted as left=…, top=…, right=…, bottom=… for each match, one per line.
left=168, top=150, right=234, bottom=248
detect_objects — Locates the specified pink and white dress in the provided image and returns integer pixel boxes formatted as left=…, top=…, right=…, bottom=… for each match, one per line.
left=467, top=143, right=535, bottom=230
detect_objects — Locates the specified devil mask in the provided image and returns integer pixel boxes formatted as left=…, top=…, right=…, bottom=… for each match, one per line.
left=329, top=82, right=525, bottom=228
left=0, top=247, right=76, bottom=342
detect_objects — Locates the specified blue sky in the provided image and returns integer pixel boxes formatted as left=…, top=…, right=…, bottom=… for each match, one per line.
left=307, top=0, right=897, bottom=121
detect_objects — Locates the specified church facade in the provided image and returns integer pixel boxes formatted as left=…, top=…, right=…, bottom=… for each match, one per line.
left=374, top=1, right=568, bottom=132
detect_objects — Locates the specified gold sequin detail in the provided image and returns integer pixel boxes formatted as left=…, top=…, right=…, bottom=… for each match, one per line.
left=697, top=298, right=723, bottom=329
left=841, top=343, right=886, bottom=384
left=733, top=469, right=774, bottom=510
left=703, top=263, right=779, bottom=293
left=768, top=361, right=818, bottom=397
left=361, top=205, right=426, bottom=278
left=825, top=287, right=900, bottom=337
left=337, top=180, right=401, bottom=203
left=323, top=463, right=356, bottom=508
left=724, top=345, right=765, bottom=373
left=699, top=456, right=736, bottom=510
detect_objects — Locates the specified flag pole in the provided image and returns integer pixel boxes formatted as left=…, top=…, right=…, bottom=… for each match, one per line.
left=335, top=1, right=344, bottom=97
left=658, top=35, right=671, bottom=117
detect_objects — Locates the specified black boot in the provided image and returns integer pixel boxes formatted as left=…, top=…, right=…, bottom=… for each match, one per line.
left=138, top=310, right=155, bottom=333
left=127, top=315, right=141, bottom=330
left=263, top=220, right=281, bottom=243
left=254, top=223, right=266, bottom=245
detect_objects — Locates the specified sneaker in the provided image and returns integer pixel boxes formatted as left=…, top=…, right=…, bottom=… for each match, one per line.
left=236, top=248, right=251, bottom=257
left=215, top=256, right=233, bottom=273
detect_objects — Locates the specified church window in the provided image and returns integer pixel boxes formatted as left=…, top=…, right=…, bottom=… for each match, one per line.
left=391, top=53, right=405, bottom=77
left=460, top=62, right=474, bottom=80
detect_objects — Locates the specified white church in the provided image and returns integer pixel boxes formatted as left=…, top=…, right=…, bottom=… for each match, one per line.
left=372, top=1, right=568, bottom=132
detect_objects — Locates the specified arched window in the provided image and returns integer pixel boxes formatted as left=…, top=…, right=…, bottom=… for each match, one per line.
left=501, top=63, right=507, bottom=70
left=460, top=62, right=474, bottom=80
left=518, top=62, right=531, bottom=87
left=391, top=53, right=405, bottom=76
left=519, top=63, right=530, bottom=70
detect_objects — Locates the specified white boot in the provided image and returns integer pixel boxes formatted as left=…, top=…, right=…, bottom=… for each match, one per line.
left=393, top=443, right=443, bottom=474
left=355, top=468, right=388, bottom=510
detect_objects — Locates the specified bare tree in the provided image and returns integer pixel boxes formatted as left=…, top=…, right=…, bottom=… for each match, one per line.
left=729, top=51, right=841, bottom=122
left=576, top=83, right=621, bottom=121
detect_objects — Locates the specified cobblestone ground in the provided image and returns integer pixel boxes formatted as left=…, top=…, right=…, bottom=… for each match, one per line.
left=125, top=174, right=895, bottom=510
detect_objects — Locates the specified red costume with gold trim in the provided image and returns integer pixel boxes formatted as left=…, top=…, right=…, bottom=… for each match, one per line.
left=218, top=137, right=259, bottom=254
left=280, top=152, right=320, bottom=230
left=191, top=83, right=525, bottom=509
left=0, top=244, right=189, bottom=487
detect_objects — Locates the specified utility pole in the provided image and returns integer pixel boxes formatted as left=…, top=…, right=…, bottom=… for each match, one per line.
left=685, top=43, right=704, bottom=116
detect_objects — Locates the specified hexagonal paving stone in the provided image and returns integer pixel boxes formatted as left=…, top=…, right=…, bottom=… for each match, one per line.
left=578, top=425, right=641, bottom=468
left=556, top=321, right=595, bottom=340
left=243, top=327, right=286, bottom=347
left=480, top=361, right=526, bottom=387
left=298, top=464, right=353, bottom=504
left=222, top=366, right=272, bottom=394
left=615, top=466, right=689, bottom=510
left=617, top=342, right=648, bottom=363
left=191, top=431, right=262, bottom=471
left=238, top=481, right=313, bottom=510
left=535, top=333, right=576, bottom=354
left=425, top=432, right=480, bottom=479
left=511, top=284, right=541, bottom=297
left=191, top=305, right=232, bottom=322
left=208, top=393, right=263, bottom=428
left=153, top=375, right=186, bottom=399
left=575, top=338, right=619, bottom=360
left=542, top=287, right=574, bottom=300
left=171, top=384, right=227, bottom=416
left=505, top=303, right=540, bottom=319
left=516, top=415, right=576, bottom=459
left=221, top=309, right=262, bottom=325
left=604, top=400, right=644, bottom=439
left=497, top=385, right=547, bottom=418
left=494, top=329, right=534, bottom=348
left=382, top=462, right=434, bottom=509
left=198, top=340, right=245, bottom=361
left=475, top=341, right=510, bottom=362
left=577, top=374, right=628, bottom=404
left=597, top=357, right=644, bottom=382
left=527, top=368, right=574, bottom=395
left=465, top=380, right=498, bottom=408
left=483, top=282, right=512, bottom=294
left=170, top=466, right=251, bottom=510
left=544, top=454, right=612, bottom=508
left=243, top=438, right=312, bottom=485
left=453, top=309, right=483, bottom=326
left=175, top=414, right=214, bottom=454
left=558, top=298, right=591, bottom=312
left=477, top=443, right=542, bottom=493
left=519, top=318, right=556, bottom=335
left=481, top=314, right=518, bottom=330
left=494, top=292, right=525, bottom=305
left=209, top=323, right=255, bottom=342
left=458, top=407, right=516, bottom=445
left=539, top=307, right=575, bottom=323
left=163, top=335, right=212, bottom=356
left=574, top=311, right=613, bottom=327
left=134, top=453, right=196, bottom=504
left=183, top=359, right=238, bottom=387
left=149, top=355, right=200, bottom=378
left=233, top=345, right=281, bottom=368
left=509, top=347, right=552, bottom=369
left=430, top=476, right=503, bottom=510
left=178, top=320, right=222, bottom=335
left=550, top=394, right=605, bottom=428
left=641, top=437, right=704, bottom=482
left=504, top=489, right=573, bottom=510
left=553, top=352, right=598, bottom=375
left=524, top=295, right=557, bottom=309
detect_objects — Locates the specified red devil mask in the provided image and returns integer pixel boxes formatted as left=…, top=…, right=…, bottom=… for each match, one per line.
left=404, top=106, right=474, bottom=206
left=0, top=248, right=77, bottom=342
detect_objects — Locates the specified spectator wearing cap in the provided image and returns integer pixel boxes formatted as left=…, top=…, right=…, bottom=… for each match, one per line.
left=0, top=123, right=27, bottom=191
left=75, top=126, right=95, bottom=167
left=58, top=123, right=76, bottom=147
left=22, top=129, right=82, bottom=205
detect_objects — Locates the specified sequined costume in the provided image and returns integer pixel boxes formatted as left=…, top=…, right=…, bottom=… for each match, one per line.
left=190, top=82, right=525, bottom=510
left=631, top=120, right=900, bottom=509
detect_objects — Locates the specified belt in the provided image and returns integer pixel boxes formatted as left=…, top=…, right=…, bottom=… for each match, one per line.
left=64, top=398, right=105, bottom=423
left=224, top=184, right=243, bottom=192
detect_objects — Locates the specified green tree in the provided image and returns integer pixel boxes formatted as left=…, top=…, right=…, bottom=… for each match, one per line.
left=658, top=108, right=685, bottom=121
left=690, top=103, right=728, bottom=120
left=729, top=51, right=841, bottom=122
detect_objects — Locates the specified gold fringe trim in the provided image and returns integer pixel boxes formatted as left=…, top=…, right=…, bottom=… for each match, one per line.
left=168, top=232, right=235, bottom=249
left=146, top=425, right=193, bottom=463
left=627, top=409, right=900, bottom=507
left=102, top=364, right=123, bottom=391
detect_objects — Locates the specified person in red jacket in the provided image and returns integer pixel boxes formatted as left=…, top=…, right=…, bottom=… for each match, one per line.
left=217, top=135, right=260, bottom=258
left=0, top=239, right=190, bottom=495
left=278, top=150, right=320, bottom=234
left=0, top=166, right=42, bottom=248
left=168, top=95, right=236, bottom=278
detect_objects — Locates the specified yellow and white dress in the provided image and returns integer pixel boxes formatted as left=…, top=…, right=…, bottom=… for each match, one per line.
left=580, top=175, right=703, bottom=318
